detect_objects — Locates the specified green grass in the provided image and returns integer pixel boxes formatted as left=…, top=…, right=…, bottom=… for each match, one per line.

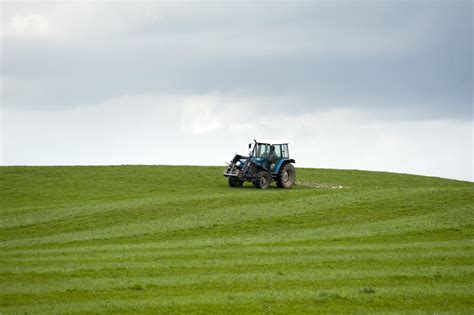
left=0, top=165, right=473, bottom=314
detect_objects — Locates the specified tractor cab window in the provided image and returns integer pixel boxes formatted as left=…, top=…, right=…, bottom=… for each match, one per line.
left=255, top=143, right=270, bottom=158
left=272, top=145, right=282, bottom=159
left=282, top=144, right=289, bottom=159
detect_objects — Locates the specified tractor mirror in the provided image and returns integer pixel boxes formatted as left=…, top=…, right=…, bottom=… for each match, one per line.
left=248, top=143, right=251, bottom=149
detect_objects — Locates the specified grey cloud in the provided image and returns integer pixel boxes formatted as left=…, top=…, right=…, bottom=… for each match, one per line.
left=2, top=1, right=471, bottom=119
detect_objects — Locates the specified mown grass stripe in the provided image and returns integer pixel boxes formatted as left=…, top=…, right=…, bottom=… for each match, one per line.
left=2, top=244, right=472, bottom=263
left=3, top=237, right=472, bottom=258
left=1, top=284, right=473, bottom=314
left=3, top=266, right=471, bottom=287
left=1, top=250, right=472, bottom=275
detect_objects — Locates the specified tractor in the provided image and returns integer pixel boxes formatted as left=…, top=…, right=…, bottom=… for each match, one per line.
left=223, top=140, right=296, bottom=189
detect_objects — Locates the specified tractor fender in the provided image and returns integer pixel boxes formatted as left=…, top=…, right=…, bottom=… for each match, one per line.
left=274, top=159, right=295, bottom=174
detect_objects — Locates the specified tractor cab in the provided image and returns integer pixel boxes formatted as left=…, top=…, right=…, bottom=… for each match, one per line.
left=250, top=142, right=290, bottom=172
left=224, top=140, right=296, bottom=189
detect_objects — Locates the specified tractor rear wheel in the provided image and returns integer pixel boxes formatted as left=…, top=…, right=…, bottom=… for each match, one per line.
left=228, top=177, right=244, bottom=188
left=277, top=163, right=295, bottom=188
left=254, top=171, right=272, bottom=189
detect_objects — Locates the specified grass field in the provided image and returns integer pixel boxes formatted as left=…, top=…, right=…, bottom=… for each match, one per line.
left=1, top=165, right=473, bottom=313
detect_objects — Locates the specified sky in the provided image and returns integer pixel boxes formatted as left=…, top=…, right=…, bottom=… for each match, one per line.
left=1, top=1, right=472, bottom=181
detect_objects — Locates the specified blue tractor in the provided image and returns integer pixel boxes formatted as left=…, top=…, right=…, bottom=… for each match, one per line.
left=223, top=140, right=296, bottom=189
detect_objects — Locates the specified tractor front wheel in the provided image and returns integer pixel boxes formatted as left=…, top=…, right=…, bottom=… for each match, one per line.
left=228, top=177, right=244, bottom=188
left=254, top=171, right=272, bottom=189
left=277, top=163, right=296, bottom=188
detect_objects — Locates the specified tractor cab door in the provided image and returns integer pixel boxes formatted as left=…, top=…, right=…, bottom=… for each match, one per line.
left=253, top=143, right=270, bottom=168
left=269, top=144, right=283, bottom=172
left=269, top=144, right=290, bottom=172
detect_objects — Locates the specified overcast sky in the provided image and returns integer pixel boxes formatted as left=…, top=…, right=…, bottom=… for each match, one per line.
left=1, top=1, right=472, bottom=181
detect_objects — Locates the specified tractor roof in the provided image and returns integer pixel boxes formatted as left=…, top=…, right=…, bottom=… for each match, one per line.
left=255, top=140, right=289, bottom=145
